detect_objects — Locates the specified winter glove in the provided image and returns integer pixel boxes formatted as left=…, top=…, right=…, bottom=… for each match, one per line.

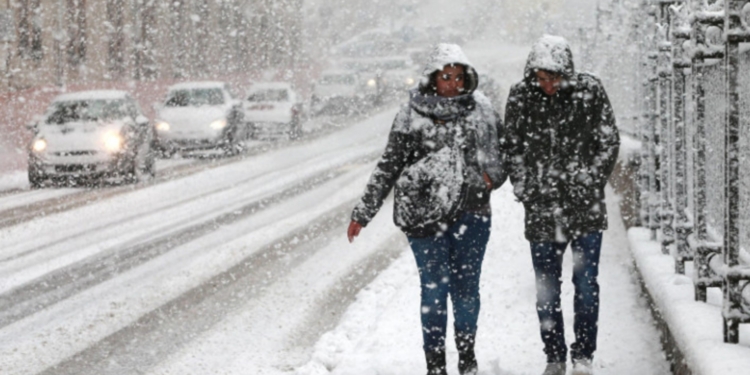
left=463, top=166, right=491, bottom=210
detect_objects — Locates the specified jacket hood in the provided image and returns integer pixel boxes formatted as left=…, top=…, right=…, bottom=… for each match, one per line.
left=524, top=35, right=575, bottom=80
left=419, top=43, right=478, bottom=95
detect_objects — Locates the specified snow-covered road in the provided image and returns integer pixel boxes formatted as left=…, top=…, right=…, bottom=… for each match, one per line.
left=0, top=107, right=406, bottom=375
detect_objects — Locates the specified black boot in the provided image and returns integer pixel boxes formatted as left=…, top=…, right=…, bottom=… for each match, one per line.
left=425, top=349, right=447, bottom=375
left=456, top=335, right=478, bottom=375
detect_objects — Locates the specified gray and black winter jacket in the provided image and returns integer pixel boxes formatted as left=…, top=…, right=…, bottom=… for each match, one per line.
left=503, top=35, right=620, bottom=242
left=351, top=44, right=507, bottom=237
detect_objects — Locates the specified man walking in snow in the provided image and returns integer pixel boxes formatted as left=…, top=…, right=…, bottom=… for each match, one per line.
left=502, top=35, right=620, bottom=375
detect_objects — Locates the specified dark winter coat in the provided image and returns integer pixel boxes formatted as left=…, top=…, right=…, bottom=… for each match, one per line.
left=503, top=36, right=620, bottom=242
left=351, top=44, right=506, bottom=237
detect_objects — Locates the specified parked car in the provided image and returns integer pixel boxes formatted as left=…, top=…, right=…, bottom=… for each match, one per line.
left=27, top=90, right=154, bottom=188
left=310, top=69, right=365, bottom=115
left=243, top=82, right=303, bottom=140
left=153, top=81, right=246, bottom=157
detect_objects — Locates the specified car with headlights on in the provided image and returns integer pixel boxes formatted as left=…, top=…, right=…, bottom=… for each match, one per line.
left=243, top=82, right=303, bottom=140
left=27, top=90, right=154, bottom=188
left=310, top=69, right=364, bottom=115
left=153, top=81, right=246, bottom=157
left=336, top=56, right=417, bottom=104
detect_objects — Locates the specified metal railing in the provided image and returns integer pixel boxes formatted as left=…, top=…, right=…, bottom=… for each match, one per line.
left=615, top=0, right=750, bottom=343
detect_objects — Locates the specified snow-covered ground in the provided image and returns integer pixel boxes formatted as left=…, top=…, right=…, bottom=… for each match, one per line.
left=290, top=186, right=669, bottom=375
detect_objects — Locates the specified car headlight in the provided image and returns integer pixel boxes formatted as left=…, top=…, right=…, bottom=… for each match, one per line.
left=103, top=131, right=123, bottom=152
left=367, top=79, right=377, bottom=87
left=405, top=77, right=415, bottom=86
left=210, top=118, right=227, bottom=130
left=155, top=121, right=170, bottom=132
left=32, top=138, right=47, bottom=152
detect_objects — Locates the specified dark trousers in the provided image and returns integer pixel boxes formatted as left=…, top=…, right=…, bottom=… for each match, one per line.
left=407, top=212, right=491, bottom=353
left=530, top=231, right=602, bottom=363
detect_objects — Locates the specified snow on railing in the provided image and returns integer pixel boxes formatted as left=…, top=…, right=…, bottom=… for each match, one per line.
left=619, top=0, right=750, bottom=344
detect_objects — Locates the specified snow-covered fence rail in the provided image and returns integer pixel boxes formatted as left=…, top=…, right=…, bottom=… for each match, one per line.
left=609, top=0, right=750, bottom=343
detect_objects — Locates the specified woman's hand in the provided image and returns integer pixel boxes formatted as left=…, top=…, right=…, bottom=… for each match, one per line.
left=347, top=220, right=363, bottom=243
left=483, top=172, right=493, bottom=190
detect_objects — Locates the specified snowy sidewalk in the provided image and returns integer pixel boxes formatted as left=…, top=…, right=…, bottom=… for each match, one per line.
left=297, top=184, right=670, bottom=375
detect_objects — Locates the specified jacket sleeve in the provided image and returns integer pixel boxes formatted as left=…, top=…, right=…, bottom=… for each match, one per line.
left=351, top=108, right=414, bottom=226
left=590, top=81, right=620, bottom=190
left=502, top=84, right=532, bottom=201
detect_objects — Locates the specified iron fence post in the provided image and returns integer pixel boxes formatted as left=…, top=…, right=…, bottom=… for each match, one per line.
left=722, top=0, right=750, bottom=344
left=670, top=3, right=693, bottom=274
left=644, top=5, right=662, bottom=241
left=689, top=1, right=725, bottom=302
left=639, top=6, right=652, bottom=230
left=657, top=3, right=675, bottom=255
left=647, top=69, right=661, bottom=241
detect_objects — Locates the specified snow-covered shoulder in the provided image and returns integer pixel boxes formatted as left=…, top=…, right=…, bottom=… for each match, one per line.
left=471, top=90, right=499, bottom=121
left=390, top=103, right=413, bottom=133
left=574, top=71, right=605, bottom=91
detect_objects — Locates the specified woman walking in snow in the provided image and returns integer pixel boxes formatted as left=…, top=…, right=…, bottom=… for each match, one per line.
left=346, top=43, right=506, bottom=375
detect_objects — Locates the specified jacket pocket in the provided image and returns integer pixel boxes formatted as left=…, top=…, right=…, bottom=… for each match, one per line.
left=463, top=170, right=490, bottom=210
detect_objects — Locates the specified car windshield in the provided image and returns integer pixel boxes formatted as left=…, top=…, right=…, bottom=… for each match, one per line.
left=46, top=99, right=130, bottom=124
left=320, top=75, right=355, bottom=85
left=165, top=88, right=225, bottom=107
left=247, top=89, right=288, bottom=102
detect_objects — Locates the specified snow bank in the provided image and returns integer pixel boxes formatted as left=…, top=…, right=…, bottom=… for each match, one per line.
left=628, top=228, right=750, bottom=374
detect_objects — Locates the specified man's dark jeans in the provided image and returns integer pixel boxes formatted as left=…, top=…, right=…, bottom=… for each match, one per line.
left=530, top=231, right=602, bottom=363
left=407, top=212, right=491, bottom=353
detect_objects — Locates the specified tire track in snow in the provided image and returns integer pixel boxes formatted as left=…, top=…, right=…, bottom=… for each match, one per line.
left=279, top=232, right=406, bottom=369
left=0, top=149, right=373, bottom=264
left=0, top=153, right=379, bottom=329
left=0, top=153, right=256, bottom=230
left=37, top=205, right=406, bottom=375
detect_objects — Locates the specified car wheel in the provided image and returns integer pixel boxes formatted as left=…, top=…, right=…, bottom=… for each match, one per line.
left=160, top=147, right=175, bottom=159
left=28, top=169, right=44, bottom=189
left=222, top=128, right=245, bottom=156
left=126, top=148, right=152, bottom=184
left=289, top=122, right=301, bottom=140
left=154, top=142, right=175, bottom=159
left=145, top=146, right=156, bottom=178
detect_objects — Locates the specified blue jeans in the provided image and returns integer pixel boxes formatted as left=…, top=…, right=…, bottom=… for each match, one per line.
left=530, top=231, right=602, bottom=363
left=407, top=212, right=491, bottom=353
